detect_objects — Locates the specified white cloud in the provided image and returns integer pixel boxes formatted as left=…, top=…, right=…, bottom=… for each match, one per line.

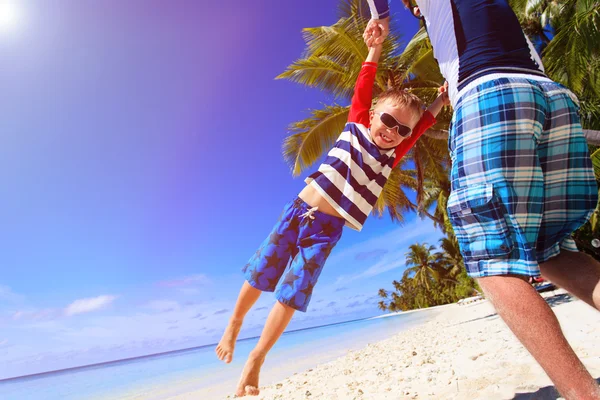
left=12, top=308, right=59, bottom=321
left=0, top=285, right=24, bottom=303
left=64, top=295, right=117, bottom=317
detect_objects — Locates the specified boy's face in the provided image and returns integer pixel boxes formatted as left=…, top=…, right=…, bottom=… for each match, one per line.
left=369, top=99, right=419, bottom=149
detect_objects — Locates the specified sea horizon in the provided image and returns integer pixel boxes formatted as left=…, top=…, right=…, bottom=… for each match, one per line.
left=0, top=306, right=446, bottom=400
left=0, top=312, right=385, bottom=384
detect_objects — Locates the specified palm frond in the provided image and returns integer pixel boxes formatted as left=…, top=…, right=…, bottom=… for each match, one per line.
left=276, top=56, right=356, bottom=99
left=282, top=105, right=350, bottom=176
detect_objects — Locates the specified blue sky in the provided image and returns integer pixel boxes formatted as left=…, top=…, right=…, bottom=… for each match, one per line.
left=0, top=0, right=441, bottom=379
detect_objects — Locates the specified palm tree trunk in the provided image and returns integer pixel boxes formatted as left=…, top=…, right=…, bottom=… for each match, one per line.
left=423, top=129, right=449, bottom=140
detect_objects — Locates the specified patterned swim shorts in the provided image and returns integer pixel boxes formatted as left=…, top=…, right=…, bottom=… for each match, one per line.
left=448, top=77, right=598, bottom=278
left=243, top=198, right=345, bottom=312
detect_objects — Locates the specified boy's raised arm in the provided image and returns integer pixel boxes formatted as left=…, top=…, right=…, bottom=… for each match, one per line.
left=348, top=45, right=383, bottom=126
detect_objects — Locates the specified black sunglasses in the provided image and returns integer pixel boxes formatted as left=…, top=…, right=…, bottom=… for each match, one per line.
left=378, top=112, right=412, bottom=137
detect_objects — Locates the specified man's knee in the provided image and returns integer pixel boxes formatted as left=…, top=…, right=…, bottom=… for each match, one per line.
left=478, top=274, right=534, bottom=305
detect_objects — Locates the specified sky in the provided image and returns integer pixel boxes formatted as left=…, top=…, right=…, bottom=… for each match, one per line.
left=0, top=0, right=438, bottom=379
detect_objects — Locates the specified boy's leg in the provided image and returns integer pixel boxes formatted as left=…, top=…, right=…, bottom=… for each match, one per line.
left=236, top=301, right=296, bottom=397
left=236, top=202, right=345, bottom=396
left=540, top=251, right=600, bottom=310
left=216, top=281, right=262, bottom=363
left=478, top=275, right=600, bottom=400
left=216, top=199, right=300, bottom=364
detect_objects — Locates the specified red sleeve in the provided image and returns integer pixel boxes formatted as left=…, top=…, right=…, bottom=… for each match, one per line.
left=347, top=62, right=377, bottom=126
left=392, top=110, right=436, bottom=168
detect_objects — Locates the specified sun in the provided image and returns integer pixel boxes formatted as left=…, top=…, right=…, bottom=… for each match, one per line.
left=0, top=2, right=20, bottom=32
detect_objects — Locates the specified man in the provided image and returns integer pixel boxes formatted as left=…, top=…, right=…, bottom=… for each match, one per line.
left=364, top=1, right=600, bottom=399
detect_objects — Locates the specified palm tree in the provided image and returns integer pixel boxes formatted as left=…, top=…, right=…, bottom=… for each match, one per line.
left=510, top=0, right=600, bottom=134
left=403, top=243, right=440, bottom=289
left=276, top=0, right=451, bottom=221
left=437, top=235, right=463, bottom=279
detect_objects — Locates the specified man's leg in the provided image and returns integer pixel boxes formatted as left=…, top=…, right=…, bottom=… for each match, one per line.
left=478, top=275, right=600, bottom=400
left=216, top=281, right=262, bottom=363
left=540, top=251, right=600, bottom=310
left=236, top=300, right=295, bottom=397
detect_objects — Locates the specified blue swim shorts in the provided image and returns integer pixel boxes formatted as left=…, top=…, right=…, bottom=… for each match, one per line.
left=243, top=198, right=345, bottom=312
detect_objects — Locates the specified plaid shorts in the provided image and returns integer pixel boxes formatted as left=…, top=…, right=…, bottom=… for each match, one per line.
left=448, top=77, right=598, bottom=278
left=242, top=198, right=344, bottom=312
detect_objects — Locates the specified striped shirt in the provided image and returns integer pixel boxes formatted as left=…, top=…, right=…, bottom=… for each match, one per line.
left=366, top=0, right=546, bottom=106
left=305, top=62, right=436, bottom=231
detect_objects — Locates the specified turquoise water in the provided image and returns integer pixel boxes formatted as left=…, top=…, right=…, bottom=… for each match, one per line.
left=0, top=307, right=445, bottom=400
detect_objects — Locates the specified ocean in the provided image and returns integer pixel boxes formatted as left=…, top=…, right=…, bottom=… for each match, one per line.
left=0, top=306, right=447, bottom=400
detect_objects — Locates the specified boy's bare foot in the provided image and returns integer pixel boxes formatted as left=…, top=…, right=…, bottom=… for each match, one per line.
left=235, top=352, right=265, bottom=397
left=215, top=318, right=243, bottom=363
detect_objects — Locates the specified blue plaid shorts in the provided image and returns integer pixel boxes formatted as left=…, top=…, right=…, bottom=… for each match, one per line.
left=448, top=77, right=598, bottom=278
left=242, top=198, right=344, bottom=312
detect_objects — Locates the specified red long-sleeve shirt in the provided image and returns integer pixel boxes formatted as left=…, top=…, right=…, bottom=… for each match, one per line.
left=304, top=62, right=435, bottom=231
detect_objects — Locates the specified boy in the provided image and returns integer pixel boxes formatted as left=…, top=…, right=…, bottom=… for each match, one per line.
left=216, top=40, right=449, bottom=397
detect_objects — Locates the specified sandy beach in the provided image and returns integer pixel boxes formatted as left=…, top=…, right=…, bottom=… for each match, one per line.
left=189, top=290, right=600, bottom=400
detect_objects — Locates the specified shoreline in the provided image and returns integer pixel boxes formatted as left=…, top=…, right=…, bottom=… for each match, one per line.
left=175, top=289, right=600, bottom=400
left=367, top=302, right=458, bottom=320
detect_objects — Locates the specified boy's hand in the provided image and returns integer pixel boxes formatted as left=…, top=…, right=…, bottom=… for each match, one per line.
left=427, top=82, right=451, bottom=118
left=438, top=81, right=450, bottom=106
left=363, top=17, right=390, bottom=47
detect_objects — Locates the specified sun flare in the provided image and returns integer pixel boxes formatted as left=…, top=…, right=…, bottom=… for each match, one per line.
left=0, top=2, right=20, bottom=32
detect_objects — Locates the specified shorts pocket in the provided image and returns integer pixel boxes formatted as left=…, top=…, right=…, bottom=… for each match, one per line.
left=447, top=183, right=513, bottom=262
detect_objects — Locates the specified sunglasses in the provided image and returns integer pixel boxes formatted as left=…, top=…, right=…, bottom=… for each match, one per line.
left=378, top=112, right=413, bottom=137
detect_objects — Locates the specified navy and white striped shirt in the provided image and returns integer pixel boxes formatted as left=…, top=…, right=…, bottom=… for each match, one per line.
left=305, top=63, right=435, bottom=231
left=305, top=122, right=395, bottom=231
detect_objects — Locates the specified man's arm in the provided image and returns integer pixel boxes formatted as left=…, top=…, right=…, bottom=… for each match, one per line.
left=348, top=45, right=382, bottom=126
left=364, top=0, right=390, bottom=46
left=366, top=0, right=390, bottom=19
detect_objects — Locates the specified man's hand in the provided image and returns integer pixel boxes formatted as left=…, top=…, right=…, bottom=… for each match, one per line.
left=363, top=17, right=390, bottom=47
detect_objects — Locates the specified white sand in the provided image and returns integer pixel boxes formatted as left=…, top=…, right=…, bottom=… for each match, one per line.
left=174, top=290, right=600, bottom=400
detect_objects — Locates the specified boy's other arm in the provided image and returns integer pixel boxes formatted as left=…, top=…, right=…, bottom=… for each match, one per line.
left=391, top=110, right=436, bottom=168
left=347, top=45, right=383, bottom=126
left=426, top=82, right=450, bottom=118
left=392, top=84, right=450, bottom=167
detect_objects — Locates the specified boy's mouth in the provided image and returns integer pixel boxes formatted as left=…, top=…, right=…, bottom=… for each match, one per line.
left=380, top=131, right=395, bottom=144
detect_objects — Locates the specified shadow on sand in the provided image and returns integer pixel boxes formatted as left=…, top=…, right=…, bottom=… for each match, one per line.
left=545, top=292, right=575, bottom=308
left=512, top=378, right=600, bottom=399
left=456, top=292, right=575, bottom=327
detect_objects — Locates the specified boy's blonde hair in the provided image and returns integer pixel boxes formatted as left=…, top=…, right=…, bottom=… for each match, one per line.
left=375, top=88, right=424, bottom=123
